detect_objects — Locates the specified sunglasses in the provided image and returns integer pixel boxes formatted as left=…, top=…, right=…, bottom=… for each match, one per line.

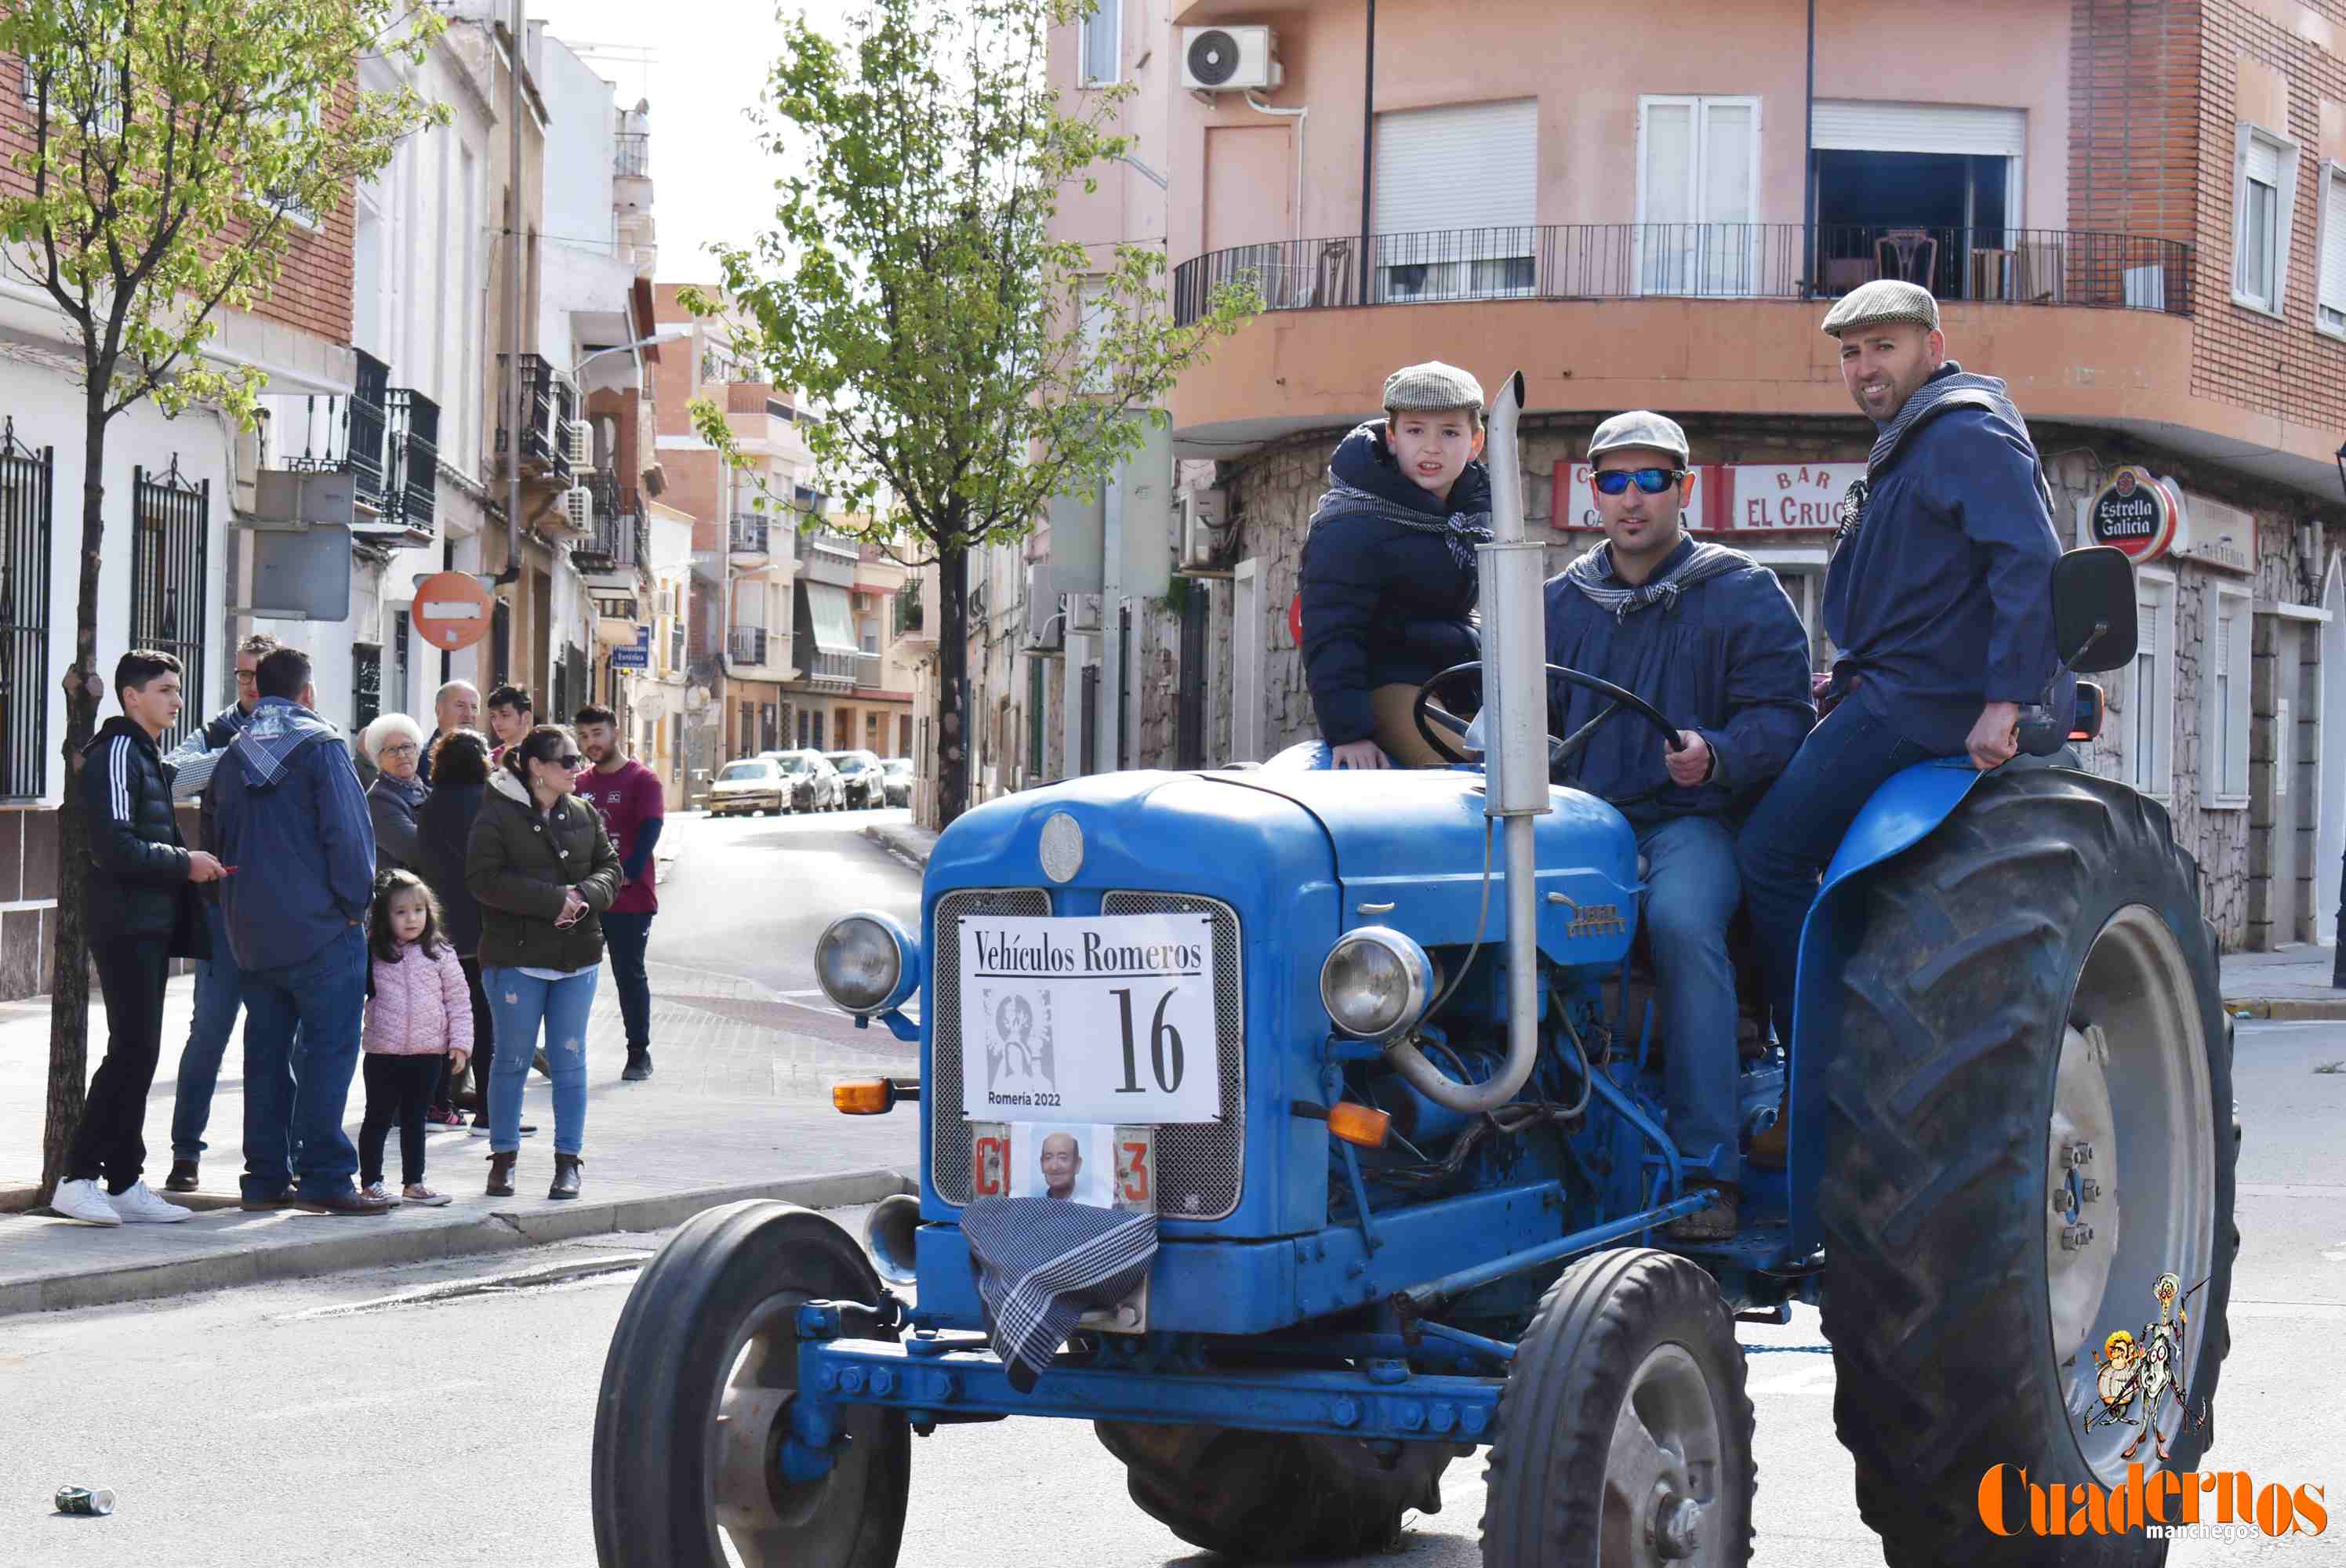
left=1591, top=467, right=1688, bottom=496
left=539, top=753, right=586, bottom=771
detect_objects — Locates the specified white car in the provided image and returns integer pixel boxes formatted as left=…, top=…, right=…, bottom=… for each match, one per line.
left=708, top=757, right=787, bottom=818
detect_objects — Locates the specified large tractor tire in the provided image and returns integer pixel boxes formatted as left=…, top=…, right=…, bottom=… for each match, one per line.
left=1481, top=1247, right=1754, bottom=1567
left=1095, top=1419, right=1458, bottom=1559
left=592, top=1200, right=909, bottom=1568
left=1819, top=769, right=2235, bottom=1566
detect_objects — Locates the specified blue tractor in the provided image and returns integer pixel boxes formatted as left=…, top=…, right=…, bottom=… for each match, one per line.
left=590, top=376, right=2237, bottom=1567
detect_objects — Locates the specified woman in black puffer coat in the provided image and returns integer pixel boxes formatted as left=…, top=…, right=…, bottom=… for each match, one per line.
left=1298, top=361, right=1491, bottom=768
left=416, top=729, right=496, bottom=1129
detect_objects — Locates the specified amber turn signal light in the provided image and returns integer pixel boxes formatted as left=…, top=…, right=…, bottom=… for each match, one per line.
left=833, top=1079, right=895, bottom=1116
left=1326, top=1102, right=1392, bottom=1149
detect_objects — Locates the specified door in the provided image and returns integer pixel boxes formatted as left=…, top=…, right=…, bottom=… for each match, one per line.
left=1638, top=96, right=1760, bottom=296
left=2320, top=557, right=2344, bottom=946
left=2268, top=621, right=2308, bottom=944
left=1204, top=125, right=1296, bottom=303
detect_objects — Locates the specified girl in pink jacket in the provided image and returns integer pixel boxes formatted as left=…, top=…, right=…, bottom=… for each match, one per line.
left=360, top=870, right=475, bottom=1206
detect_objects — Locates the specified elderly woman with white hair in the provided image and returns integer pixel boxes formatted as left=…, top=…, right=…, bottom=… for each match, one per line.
left=362, top=713, right=430, bottom=874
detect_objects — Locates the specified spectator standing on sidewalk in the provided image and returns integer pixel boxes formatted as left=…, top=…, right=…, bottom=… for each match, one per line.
left=485, top=684, right=533, bottom=764
left=468, top=724, right=619, bottom=1201
left=362, top=714, right=430, bottom=874
left=211, top=646, right=388, bottom=1217
left=574, top=703, right=664, bottom=1081
left=358, top=870, right=473, bottom=1207
left=415, top=679, right=478, bottom=787
left=53, top=651, right=226, bottom=1227
left=416, top=730, right=531, bottom=1138
left=158, top=632, right=279, bottom=1193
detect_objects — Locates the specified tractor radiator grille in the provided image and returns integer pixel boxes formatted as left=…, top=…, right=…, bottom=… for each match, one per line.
left=930, top=888, right=1246, bottom=1221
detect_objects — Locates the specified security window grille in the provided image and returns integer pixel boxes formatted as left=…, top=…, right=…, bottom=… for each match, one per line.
left=129, top=461, right=209, bottom=753
left=0, top=423, right=55, bottom=800
left=352, top=641, right=382, bottom=733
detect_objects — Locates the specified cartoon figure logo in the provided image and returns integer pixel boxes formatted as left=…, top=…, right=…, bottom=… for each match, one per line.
left=2079, top=1270, right=2206, bottom=1461
left=979, top=987, right=1055, bottom=1098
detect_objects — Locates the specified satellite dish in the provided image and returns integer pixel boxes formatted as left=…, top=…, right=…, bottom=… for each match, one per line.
left=1185, top=28, right=1241, bottom=87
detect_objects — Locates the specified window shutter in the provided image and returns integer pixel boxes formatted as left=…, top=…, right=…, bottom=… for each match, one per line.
left=2246, top=136, right=2281, bottom=188
left=2136, top=600, right=2159, bottom=660
left=2322, top=166, right=2346, bottom=314
left=1811, top=101, right=2025, bottom=156
left=1700, top=102, right=1756, bottom=225
left=1642, top=101, right=1697, bottom=225
left=1375, top=99, right=1538, bottom=262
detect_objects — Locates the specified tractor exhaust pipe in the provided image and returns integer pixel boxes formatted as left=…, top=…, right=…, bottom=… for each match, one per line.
left=1383, top=369, right=1551, bottom=1115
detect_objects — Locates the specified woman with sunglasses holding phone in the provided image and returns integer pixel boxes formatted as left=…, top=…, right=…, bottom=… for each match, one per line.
left=466, top=724, right=621, bottom=1200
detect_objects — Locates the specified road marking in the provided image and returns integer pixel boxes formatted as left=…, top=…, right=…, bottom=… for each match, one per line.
left=2237, top=1183, right=2346, bottom=1199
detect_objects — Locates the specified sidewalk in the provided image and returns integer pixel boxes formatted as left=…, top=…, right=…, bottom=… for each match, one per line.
left=865, top=818, right=939, bottom=869
left=0, top=953, right=917, bottom=1317
left=2217, top=944, right=2346, bottom=1020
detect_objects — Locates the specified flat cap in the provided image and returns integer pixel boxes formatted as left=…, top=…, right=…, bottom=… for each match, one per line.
left=1588, top=409, right=1690, bottom=464
left=1382, top=361, right=1484, bottom=414
left=1821, top=279, right=1941, bottom=337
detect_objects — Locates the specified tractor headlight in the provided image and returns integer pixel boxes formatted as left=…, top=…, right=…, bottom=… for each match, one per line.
left=1319, top=926, right=1434, bottom=1041
left=815, top=912, right=921, bottom=1016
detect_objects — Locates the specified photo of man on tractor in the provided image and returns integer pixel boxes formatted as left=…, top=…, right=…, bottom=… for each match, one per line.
left=588, top=283, right=2236, bottom=1568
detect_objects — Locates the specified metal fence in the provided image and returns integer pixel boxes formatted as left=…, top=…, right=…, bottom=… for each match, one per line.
left=129, top=460, right=209, bottom=753
left=728, top=514, right=770, bottom=555
left=1171, top=224, right=2196, bottom=326
left=383, top=387, right=439, bottom=536
left=614, top=131, right=650, bottom=179
left=0, top=423, right=53, bottom=800
left=729, top=625, right=768, bottom=666
left=282, top=347, right=390, bottom=514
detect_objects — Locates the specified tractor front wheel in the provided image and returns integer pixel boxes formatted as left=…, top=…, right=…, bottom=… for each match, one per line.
left=590, top=1200, right=909, bottom=1568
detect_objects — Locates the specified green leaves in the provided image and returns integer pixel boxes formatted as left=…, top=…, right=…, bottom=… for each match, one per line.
left=682, top=0, right=1258, bottom=554
left=0, top=0, right=448, bottom=423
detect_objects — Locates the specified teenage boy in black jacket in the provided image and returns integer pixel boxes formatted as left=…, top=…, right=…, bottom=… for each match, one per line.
left=53, top=650, right=227, bottom=1226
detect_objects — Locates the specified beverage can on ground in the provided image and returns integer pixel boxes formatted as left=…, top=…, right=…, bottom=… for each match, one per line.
left=54, top=1486, right=115, bottom=1516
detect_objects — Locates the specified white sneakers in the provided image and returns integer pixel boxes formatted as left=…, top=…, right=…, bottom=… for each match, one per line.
left=106, top=1179, right=193, bottom=1224
left=52, top=1179, right=123, bottom=1226
left=54, top=1178, right=189, bottom=1225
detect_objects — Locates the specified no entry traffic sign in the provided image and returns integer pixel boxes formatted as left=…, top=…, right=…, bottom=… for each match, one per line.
left=412, top=572, right=496, bottom=652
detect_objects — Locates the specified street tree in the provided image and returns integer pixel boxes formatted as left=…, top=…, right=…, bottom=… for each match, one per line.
left=0, top=0, right=446, bottom=1200
left=682, top=0, right=1255, bottom=827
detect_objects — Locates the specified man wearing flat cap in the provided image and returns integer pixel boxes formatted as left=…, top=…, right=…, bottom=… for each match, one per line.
left=1546, top=410, right=1814, bottom=1237
left=1733, top=281, right=2068, bottom=1127
left=1301, top=361, right=1492, bottom=768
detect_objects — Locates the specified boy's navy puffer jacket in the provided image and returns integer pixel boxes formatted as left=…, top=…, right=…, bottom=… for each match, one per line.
left=1298, top=421, right=1486, bottom=748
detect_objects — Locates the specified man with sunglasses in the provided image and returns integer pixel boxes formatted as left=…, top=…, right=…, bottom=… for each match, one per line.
left=1545, top=411, right=1814, bottom=1240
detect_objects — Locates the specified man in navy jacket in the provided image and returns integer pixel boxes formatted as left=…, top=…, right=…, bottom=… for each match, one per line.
left=211, top=645, right=387, bottom=1215
left=1734, top=281, right=2066, bottom=1125
left=1545, top=412, right=1814, bottom=1238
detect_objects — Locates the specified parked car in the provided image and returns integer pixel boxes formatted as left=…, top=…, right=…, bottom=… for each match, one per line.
left=823, top=749, right=886, bottom=810
left=763, top=749, right=844, bottom=813
left=879, top=756, right=914, bottom=808
left=707, top=757, right=786, bottom=818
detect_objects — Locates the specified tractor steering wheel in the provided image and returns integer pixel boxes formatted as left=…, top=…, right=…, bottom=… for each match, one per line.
left=1411, top=660, right=1687, bottom=787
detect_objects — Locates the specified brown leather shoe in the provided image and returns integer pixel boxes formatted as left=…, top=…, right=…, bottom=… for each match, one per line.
left=1665, top=1181, right=1738, bottom=1242
left=486, top=1151, right=518, bottom=1198
left=548, top=1153, right=583, bottom=1200
left=294, top=1189, right=395, bottom=1217
left=1748, top=1094, right=1790, bottom=1170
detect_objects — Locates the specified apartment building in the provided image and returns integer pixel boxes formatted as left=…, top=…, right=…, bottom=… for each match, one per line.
left=989, top=0, right=2346, bottom=951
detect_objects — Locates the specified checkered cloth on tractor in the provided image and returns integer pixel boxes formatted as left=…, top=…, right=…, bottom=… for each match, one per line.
left=960, top=1196, right=1157, bottom=1392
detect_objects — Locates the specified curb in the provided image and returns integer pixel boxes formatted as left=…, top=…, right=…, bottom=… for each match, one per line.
left=0, top=1164, right=913, bottom=1319
left=862, top=823, right=933, bottom=871
left=2223, top=996, right=2346, bottom=1021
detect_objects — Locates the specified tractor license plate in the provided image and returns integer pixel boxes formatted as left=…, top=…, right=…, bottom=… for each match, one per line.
left=955, top=913, right=1221, bottom=1123
left=970, top=1121, right=1157, bottom=1214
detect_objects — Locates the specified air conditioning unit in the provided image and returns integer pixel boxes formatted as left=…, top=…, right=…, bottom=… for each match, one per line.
left=1180, top=26, right=1280, bottom=93
left=563, top=419, right=594, bottom=467
left=1175, top=488, right=1230, bottom=572
left=562, top=484, right=597, bottom=532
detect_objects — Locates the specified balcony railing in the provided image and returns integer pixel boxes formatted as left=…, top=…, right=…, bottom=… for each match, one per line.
left=383, top=387, right=438, bottom=538
left=572, top=477, right=645, bottom=573
left=496, top=353, right=576, bottom=482
left=614, top=131, right=650, bottom=179
left=852, top=652, right=884, bottom=688
left=892, top=582, right=924, bottom=637
left=806, top=648, right=856, bottom=687
left=282, top=347, right=390, bottom=514
left=729, top=625, right=769, bottom=666
left=1171, top=225, right=2197, bottom=325
left=728, top=514, right=771, bottom=557
left=796, top=528, right=858, bottom=586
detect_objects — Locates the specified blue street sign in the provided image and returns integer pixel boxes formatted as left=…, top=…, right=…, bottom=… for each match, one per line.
left=609, top=644, right=651, bottom=670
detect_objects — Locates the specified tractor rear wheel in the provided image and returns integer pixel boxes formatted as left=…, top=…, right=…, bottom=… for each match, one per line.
left=1480, top=1247, right=1754, bottom=1567
left=1819, top=769, right=2235, bottom=1566
left=1094, top=1420, right=1457, bottom=1559
left=591, top=1200, right=909, bottom=1568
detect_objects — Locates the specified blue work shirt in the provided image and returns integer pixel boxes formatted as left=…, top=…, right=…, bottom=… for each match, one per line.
left=1825, top=365, right=2068, bottom=755
left=1543, top=537, right=1816, bottom=827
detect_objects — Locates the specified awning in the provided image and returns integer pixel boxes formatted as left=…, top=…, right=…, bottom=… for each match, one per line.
left=804, top=580, right=859, bottom=654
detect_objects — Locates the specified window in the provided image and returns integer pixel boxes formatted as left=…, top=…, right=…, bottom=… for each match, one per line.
left=2318, top=161, right=2346, bottom=339
left=0, top=426, right=55, bottom=800
left=129, top=462, right=209, bottom=753
left=2203, top=586, right=2252, bottom=808
left=2128, top=569, right=2175, bottom=799
left=1079, top=1, right=1119, bottom=86
left=1639, top=96, right=1762, bottom=296
left=351, top=642, right=382, bottom=734
left=1373, top=100, right=1538, bottom=303
left=1077, top=280, right=1114, bottom=394
left=2233, top=125, right=2301, bottom=315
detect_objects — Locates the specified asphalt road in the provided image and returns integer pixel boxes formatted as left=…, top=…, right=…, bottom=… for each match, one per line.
left=5, top=1017, right=2337, bottom=1566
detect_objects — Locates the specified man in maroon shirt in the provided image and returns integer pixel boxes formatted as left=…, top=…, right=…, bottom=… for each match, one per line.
left=575, top=704, right=666, bottom=1080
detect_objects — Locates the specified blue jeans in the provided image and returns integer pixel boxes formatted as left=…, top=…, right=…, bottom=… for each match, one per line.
left=238, top=924, right=369, bottom=1200
left=601, top=912, right=656, bottom=1051
left=485, top=966, right=597, bottom=1155
left=1638, top=816, right=1746, bottom=1186
left=1734, top=702, right=1935, bottom=1048
left=169, top=900, right=244, bottom=1161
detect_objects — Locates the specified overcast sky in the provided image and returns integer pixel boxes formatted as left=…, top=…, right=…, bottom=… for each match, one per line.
left=528, top=0, right=858, bottom=285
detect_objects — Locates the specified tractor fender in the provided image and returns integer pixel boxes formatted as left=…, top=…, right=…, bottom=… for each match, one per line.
left=1785, top=757, right=1993, bottom=1252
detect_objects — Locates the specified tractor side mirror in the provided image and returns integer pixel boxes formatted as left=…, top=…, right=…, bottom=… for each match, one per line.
left=2052, top=546, right=2137, bottom=674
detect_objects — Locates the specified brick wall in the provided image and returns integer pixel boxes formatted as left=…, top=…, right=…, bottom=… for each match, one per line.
left=0, top=68, right=354, bottom=347
left=2069, top=0, right=2203, bottom=245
